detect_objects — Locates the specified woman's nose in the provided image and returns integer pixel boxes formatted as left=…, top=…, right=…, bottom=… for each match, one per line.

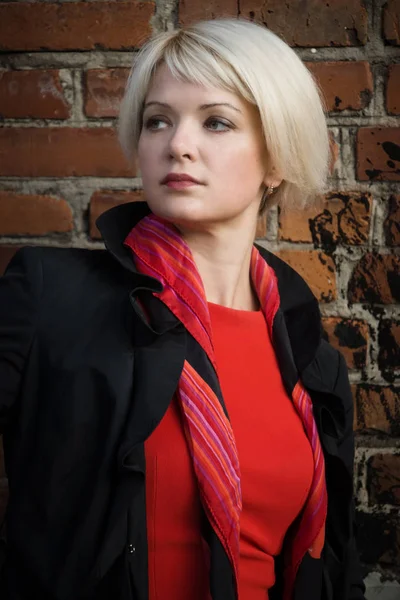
left=167, top=124, right=196, bottom=161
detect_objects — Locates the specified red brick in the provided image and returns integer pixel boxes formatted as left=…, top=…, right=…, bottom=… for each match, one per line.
left=387, top=64, right=400, bottom=115
left=378, top=319, right=400, bottom=382
left=357, top=128, right=400, bottom=181
left=90, top=190, right=144, bottom=239
left=0, top=192, right=73, bottom=236
left=0, top=2, right=154, bottom=52
left=179, top=0, right=237, bottom=24
left=180, top=0, right=368, bottom=46
left=354, top=385, right=400, bottom=436
left=277, top=250, right=336, bottom=302
left=279, top=192, right=371, bottom=246
left=0, top=245, right=20, bottom=276
left=384, top=195, right=400, bottom=246
left=348, top=253, right=400, bottom=304
left=306, top=61, right=373, bottom=111
left=279, top=207, right=312, bottom=243
left=84, top=69, right=130, bottom=118
left=322, top=317, right=368, bottom=369
left=0, top=128, right=133, bottom=177
left=383, top=0, right=400, bottom=45
left=367, top=454, right=400, bottom=506
left=0, top=70, right=70, bottom=119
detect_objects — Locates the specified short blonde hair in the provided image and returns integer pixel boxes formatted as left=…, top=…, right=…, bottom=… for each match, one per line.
left=118, top=18, right=330, bottom=210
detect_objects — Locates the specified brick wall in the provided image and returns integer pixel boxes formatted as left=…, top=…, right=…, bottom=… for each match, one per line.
left=0, top=0, right=399, bottom=597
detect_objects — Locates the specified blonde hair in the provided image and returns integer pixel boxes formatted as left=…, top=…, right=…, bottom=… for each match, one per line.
left=118, top=18, right=330, bottom=210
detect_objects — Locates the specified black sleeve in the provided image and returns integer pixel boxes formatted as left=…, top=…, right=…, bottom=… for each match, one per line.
left=334, top=352, right=366, bottom=600
left=0, top=247, right=43, bottom=434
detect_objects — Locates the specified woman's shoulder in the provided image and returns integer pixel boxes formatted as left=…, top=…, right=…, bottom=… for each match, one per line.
left=2, top=246, right=134, bottom=316
left=6, top=246, right=119, bottom=284
left=1, top=246, right=137, bottom=346
left=11, top=245, right=108, bottom=268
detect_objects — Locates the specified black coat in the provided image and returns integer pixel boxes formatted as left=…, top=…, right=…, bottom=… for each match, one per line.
left=0, top=202, right=365, bottom=600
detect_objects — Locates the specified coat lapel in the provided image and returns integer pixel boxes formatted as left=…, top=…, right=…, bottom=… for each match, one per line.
left=118, top=320, right=187, bottom=466
left=96, top=200, right=188, bottom=460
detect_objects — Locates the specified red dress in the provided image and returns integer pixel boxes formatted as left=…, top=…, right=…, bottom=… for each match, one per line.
left=145, top=303, right=314, bottom=599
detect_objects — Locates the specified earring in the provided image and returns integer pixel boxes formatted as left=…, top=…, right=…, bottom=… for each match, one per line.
left=259, top=185, right=275, bottom=213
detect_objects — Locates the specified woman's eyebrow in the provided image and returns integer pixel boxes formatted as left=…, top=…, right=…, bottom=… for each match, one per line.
left=143, top=101, right=242, bottom=113
left=199, top=102, right=242, bottom=113
left=143, top=101, right=170, bottom=110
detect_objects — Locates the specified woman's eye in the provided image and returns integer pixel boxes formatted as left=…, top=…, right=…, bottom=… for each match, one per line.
left=205, top=118, right=232, bottom=132
left=144, top=117, right=168, bottom=130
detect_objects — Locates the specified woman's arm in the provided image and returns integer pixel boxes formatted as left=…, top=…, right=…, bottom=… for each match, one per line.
left=333, top=351, right=366, bottom=600
left=303, top=341, right=366, bottom=600
left=0, top=247, right=42, bottom=434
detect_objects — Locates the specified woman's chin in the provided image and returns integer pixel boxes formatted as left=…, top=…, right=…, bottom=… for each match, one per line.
left=148, top=198, right=208, bottom=225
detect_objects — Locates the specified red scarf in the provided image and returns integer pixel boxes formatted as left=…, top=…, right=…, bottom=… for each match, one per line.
left=124, top=213, right=327, bottom=599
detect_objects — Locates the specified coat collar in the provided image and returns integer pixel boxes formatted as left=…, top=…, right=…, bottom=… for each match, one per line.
left=256, top=245, right=322, bottom=373
left=96, top=201, right=322, bottom=373
left=96, top=200, right=152, bottom=276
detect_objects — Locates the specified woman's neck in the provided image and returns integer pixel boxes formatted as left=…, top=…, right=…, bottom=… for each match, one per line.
left=180, top=220, right=259, bottom=311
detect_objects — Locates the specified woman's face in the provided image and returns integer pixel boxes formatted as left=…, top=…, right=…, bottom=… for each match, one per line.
left=138, top=64, right=270, bottom=229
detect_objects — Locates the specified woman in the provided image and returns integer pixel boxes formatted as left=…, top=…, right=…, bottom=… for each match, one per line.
left=0, top=18, right=365, bottom=600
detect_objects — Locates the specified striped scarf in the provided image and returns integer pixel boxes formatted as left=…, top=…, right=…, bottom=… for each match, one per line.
left=124, top=213, right=327, bottom=599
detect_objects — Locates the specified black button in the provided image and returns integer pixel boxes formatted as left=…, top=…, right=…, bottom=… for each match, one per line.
left=128, top=544, right=136, bottom=554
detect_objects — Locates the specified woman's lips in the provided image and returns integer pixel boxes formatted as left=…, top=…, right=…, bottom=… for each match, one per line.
left=164, top=180, right=200, bottom=189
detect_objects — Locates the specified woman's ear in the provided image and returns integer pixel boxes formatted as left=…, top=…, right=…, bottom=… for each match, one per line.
left=262, top=158, right=283, bottom=189
left=263, top=168, right=283, bottom=190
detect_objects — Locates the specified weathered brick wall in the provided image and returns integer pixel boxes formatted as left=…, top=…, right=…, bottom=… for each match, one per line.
left=0, top=0, right=399, bottom=597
